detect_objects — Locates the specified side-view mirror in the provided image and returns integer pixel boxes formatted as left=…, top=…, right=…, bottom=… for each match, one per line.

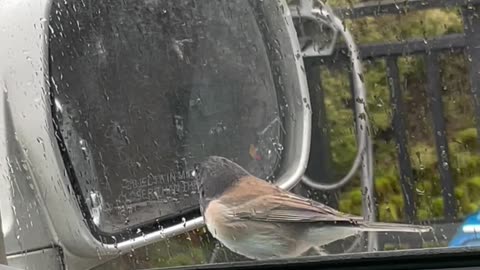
left=0, top=0, right=312, bottom=269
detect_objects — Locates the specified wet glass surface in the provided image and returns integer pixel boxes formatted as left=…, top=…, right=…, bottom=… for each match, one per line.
left=3, top=0, right=480, bottom=269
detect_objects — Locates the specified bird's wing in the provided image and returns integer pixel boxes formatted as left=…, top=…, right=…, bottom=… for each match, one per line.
left=233, top=192, right=362, bottom=223
left=223, top=178, right=363, bottom=224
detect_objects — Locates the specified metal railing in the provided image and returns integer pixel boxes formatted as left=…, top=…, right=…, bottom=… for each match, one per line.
left=304, top=0, right=480, bottom=232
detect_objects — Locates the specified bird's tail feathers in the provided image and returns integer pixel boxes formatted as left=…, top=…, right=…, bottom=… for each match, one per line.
left=357, top=221, right=432, bottom=233
left=305, top=222, right=432, bottom=248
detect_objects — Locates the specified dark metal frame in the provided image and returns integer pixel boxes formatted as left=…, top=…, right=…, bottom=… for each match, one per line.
left=159, top=248, right=480, bottom=270
left=305, top=0, right=480, bottom=228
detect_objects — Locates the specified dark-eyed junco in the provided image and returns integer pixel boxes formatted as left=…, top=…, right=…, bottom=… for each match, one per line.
left=193, top=156, right=432, bottom=260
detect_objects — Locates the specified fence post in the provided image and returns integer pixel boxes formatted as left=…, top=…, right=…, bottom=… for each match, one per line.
left=386, top=56, right=417, bottom=224
left=463, top=5, right=480, bottom=151
left=425, top=53, right=457, bottom=221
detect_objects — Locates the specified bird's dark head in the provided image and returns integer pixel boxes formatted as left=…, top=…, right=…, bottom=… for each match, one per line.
left=193, top=156, right=250, bottom=214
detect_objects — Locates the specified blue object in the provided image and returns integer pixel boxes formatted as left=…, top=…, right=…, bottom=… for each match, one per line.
left=449, top=212, right=480, bottom=247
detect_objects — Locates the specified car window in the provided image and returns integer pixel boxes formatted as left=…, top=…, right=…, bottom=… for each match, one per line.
left=3, top=0, right=480, bottom=270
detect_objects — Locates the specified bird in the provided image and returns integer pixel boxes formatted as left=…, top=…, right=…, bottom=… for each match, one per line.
left=192, top=156, right=432, bottom=260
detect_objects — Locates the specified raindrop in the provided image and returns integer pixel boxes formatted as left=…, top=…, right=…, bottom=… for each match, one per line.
left=159, top=226, right=165, bottom=238
left=111, top=236, right=118, bottom=248
left=79, top=139, right=89, bottom=160
left=95, top=248, right=102, bottom=260
left=20, top=161, right=28, bottom=171
left=273, top=142, right=284, bottom=152
left=358, top=73, right=364, bottom=82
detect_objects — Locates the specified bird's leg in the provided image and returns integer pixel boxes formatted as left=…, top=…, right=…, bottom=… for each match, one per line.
left=209, top=242, right=251, bottom=263
left=209, top=243, right=225, bottom=263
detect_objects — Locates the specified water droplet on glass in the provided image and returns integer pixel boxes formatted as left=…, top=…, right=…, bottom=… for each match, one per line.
left=111, top=236, right=118, bottom=249
left=159, top=226, right=165, bottom=238
left=358, top=73, right=364, bottom=82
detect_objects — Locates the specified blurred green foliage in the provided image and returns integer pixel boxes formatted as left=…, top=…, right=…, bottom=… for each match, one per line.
left=322, top=0, right=479, bottom=223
